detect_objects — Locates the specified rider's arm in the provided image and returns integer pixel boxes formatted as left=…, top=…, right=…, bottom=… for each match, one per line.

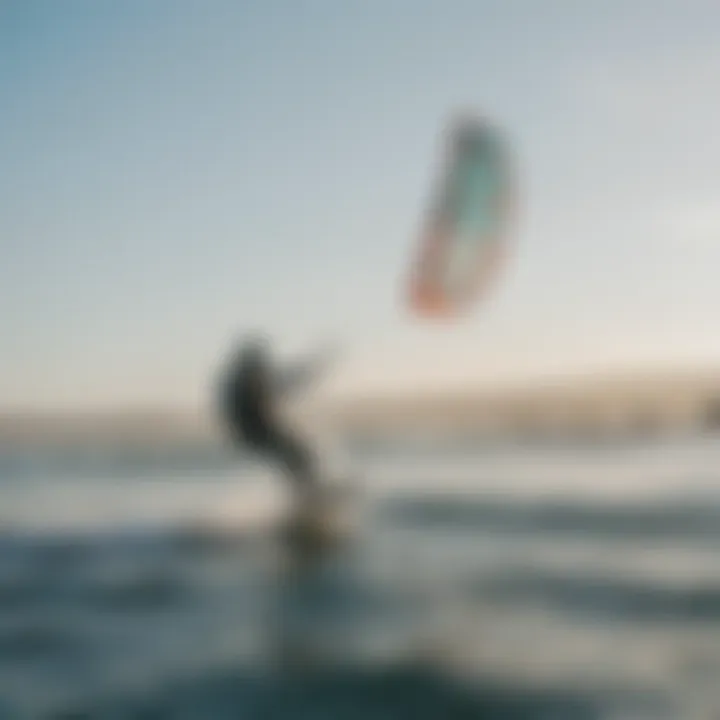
left=276, top=344, right=339, bottom=397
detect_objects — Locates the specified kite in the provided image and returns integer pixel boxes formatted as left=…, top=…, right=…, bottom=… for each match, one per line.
left=407, top=115, right=515, bottom=318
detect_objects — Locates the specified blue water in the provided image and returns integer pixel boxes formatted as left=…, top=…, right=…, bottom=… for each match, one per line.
left=1, top=436, right=720, bottom=718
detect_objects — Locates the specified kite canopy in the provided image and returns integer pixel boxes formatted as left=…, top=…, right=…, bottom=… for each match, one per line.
left=407, top=116, right=514, bottom=318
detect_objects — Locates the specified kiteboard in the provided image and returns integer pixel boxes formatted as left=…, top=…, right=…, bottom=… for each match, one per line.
left=276, top=476, right=361, bottom=556
left=407, top=114, right=515, bottom=318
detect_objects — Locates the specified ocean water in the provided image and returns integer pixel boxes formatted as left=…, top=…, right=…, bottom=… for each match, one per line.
left=1, top=436, right=720, bottom=719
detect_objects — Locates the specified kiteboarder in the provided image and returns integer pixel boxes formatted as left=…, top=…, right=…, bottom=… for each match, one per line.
left=217, top=333, right=338, bottom=511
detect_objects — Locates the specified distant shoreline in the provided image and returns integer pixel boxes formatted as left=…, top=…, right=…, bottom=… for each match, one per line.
left=3, top=368, right=720, bottom=447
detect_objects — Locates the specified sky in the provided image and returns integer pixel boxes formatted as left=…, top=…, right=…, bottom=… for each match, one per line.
left=2, top=0, right=720, bottom=411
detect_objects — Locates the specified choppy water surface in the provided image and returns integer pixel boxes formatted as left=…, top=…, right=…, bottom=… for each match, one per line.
left=1, top=436, right=719, bottom=718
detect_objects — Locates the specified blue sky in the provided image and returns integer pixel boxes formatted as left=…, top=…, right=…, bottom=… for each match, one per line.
left=2, top=0, right=720, bottom=410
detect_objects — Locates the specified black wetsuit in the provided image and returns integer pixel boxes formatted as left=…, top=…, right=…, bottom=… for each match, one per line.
left=220, top=351, right=317, bottom=499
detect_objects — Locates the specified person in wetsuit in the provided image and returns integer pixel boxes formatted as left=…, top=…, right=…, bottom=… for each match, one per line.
left=217, top=334, right=337, bottom=509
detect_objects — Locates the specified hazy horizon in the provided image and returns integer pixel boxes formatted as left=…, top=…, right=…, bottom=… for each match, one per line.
left=6, top=353, right=720, bottom=417
left=4, top=1, right=720, bottom=411
left=4, top=363, right=720, bottom=431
